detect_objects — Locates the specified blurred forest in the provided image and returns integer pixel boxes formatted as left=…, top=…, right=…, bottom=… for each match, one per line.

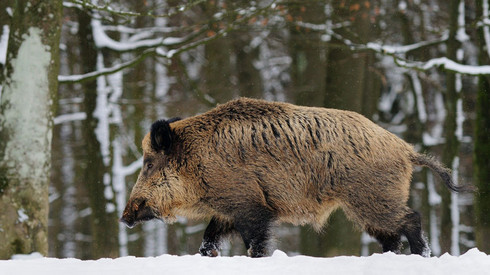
left=1, top=0, right=489, bottom=259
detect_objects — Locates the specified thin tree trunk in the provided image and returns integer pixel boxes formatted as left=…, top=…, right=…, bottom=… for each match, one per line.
left=0, top=0, right=62, bottom=259
left=77, top=10, right=119, bottom=259
left=474, top=0, right=490, bottom=254
left=440, top=0, right=461, bottom=254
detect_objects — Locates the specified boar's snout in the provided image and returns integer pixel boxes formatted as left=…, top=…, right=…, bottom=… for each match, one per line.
left=120, top=198, right=158, bottom=228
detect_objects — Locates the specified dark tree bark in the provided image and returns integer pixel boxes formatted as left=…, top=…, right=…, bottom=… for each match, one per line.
left=77, top=10, right=119, bottom=259
left=474, top=0, right=490, bottom=254
left=440, top=0, right=461, bottom=254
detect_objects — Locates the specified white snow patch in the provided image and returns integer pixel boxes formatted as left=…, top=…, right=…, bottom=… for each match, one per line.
left=484, top=0, right=490, bottom=58
left=94, top=53, right=111, bottom=166
left=0, top=249, right=489, bottom=275
left=427, top=173, right=441, bottom=255
left=455, top=99, right=464, bottom=140
left=11, top=252, right=44, bottom=260
left=0, top=25, right=9, bottom=65
left=53, top=112, right=87, bottom=125
left=410, top=71, right=427, bottom=123
left=456, top=1, right=469, bottom=42
left=398, top=1, right=407, bottom=11
left=17, top=208, right=29, bottom=223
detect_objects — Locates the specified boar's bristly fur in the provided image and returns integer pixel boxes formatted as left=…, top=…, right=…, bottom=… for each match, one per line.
left=121, top=97, right=469, bottom=258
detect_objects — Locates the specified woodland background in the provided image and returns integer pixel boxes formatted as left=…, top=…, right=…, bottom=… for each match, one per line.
left=0, top=0, right=489, bottom=259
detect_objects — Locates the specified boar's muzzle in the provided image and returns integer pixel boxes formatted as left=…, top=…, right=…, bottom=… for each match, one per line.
left=120, top=198, right=159, bottom=228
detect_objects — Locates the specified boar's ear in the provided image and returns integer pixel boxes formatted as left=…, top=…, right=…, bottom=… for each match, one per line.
left=150, top=119, right=174, bottom=154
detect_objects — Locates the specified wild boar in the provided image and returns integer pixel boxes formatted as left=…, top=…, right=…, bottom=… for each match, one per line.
left=120, top=97, right=467, bottom=258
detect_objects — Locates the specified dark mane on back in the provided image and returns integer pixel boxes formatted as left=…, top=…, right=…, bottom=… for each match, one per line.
left=211, top=98, right=287, bottom=122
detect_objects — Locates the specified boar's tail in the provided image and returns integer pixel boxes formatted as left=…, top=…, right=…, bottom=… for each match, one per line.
left=410, top=153, right=474, bottom=193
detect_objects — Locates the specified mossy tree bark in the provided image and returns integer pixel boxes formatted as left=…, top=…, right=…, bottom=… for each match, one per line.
left=0, top=0, right=62, bottom=259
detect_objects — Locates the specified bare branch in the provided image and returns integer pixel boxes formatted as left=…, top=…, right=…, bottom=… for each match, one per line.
left=63, top=0, right=206, bottom=19
left=58, top=49, right=155, bottom=84
left=59, top=0, right=280, bottom=84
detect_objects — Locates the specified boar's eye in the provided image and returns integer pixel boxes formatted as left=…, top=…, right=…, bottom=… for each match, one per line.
left=147, top=163, right=153, bottom=169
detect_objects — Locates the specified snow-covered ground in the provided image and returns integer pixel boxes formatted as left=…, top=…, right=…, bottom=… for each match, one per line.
left=1, top=249, right=489, bottom=275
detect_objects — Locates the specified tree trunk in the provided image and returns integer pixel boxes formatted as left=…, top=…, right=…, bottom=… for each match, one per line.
left=77, top=10, right=120, bottom=259
left=474, top=0, right=490, bottom=254
left=288, top=2, right=326, bottom=107
left=440, top=0, right=461, bottom=254
left=0, top=0, right=62, bottom=259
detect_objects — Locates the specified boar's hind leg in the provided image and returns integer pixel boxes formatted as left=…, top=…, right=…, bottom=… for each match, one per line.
left=366, top=228, right=402, bottom=253
left=399, top=210, right=430, bottom=257
left=199, top=217, right=235, bottom=257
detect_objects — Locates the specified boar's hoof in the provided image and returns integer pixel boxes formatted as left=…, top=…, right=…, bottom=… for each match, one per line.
left=199, top=242, right=219, bottom=257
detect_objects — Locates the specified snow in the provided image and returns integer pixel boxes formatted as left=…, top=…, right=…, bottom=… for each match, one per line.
left=483, top=0, right=490, bottom=58
left=94, top=53, right=111, bottom=166
left=17, top=208, right=29, bottom=223
left=1, top=249, right=489, bottom=275
left=366, top=35, right=447, bottom=55
left=91, top=19, right=183, bottom=52
left=428, top=174, right=441, bottom=256
left=0, top=25, right=9, bottom=65
left=456, top=1, right=469, bottom=42
left=410, top=71, right=427, bottom=123
left=396, top=57, right=490, bottom=75
left=53, top=112, right=87, bottom=125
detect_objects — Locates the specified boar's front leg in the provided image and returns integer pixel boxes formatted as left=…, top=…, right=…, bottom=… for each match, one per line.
left=234, top=206, right=275, bottom=258
left=199, top=217, right=235, bottom=257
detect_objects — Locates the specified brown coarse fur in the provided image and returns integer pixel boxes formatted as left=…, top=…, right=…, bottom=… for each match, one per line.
left=121, top=97, right=465, bottom=257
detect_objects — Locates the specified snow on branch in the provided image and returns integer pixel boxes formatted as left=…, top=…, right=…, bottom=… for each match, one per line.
left=365, top=36, right=448, bottom=55
left=64, top=0, right=206, bottom=19
left=53, top=112, right=87, bottom=125
left=91, top=19, right=198, bottom=52
left=295, top=20, right=447, bottom=55
left=295, top=20, right=490, bottom=76
left=58, top=50, right=155, bottom=83
left=395, top=57, right=490, bottom=76
left=59, top=1, right=278, bottom=84
left=101, top=25, right=180, bottom=35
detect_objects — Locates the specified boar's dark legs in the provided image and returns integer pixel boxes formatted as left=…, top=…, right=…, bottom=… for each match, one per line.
left=233, top=206, right=275, bottom=258
left=365, top=209, right=429, bottom=257
left=199, top=217, right=235, bottom=257
left=399, top=211, right=430, bottom=256
left=366, top=228, right=402, bottom=253
left=200, top=205, right=275, bottom=258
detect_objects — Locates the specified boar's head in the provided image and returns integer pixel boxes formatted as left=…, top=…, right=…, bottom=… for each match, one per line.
left=120, top=118, right=185, bottom=228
